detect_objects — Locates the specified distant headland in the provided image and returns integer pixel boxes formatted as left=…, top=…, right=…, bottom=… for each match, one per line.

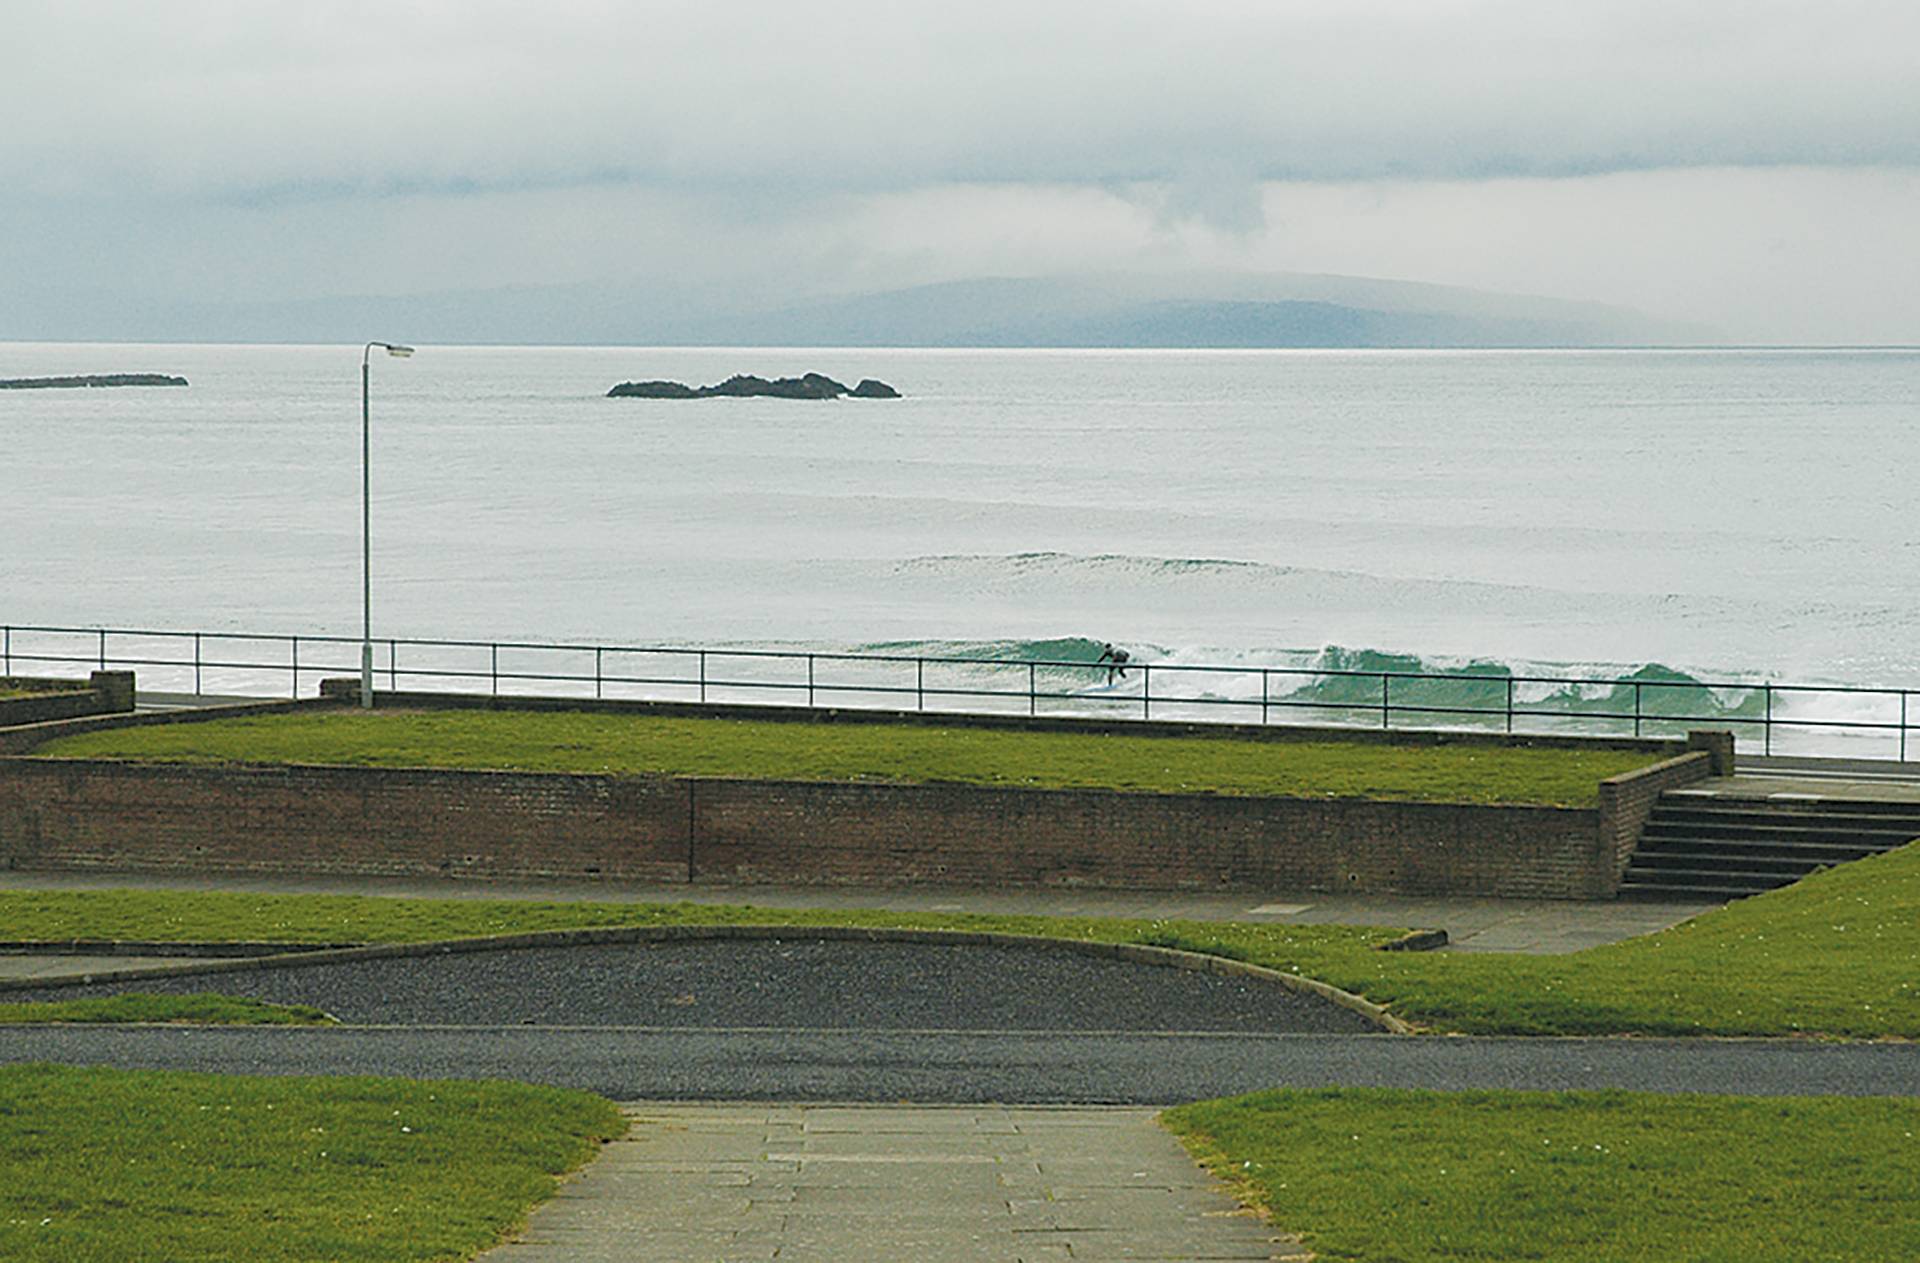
left=0, top=374, right=189, bottom=390
left=608, top=372, right=900, bottom=400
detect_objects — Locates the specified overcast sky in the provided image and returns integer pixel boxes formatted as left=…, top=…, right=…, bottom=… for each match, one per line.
left=8, top=1, right=1918, bottom=342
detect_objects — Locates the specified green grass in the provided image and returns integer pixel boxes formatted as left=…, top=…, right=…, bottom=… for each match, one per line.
left=1165, top=1088, right=1920, bottom=1262
left=0, top=679, right=86, bottom=700
left=5, top=839, right=1919, bottom=1038
left=0, top=1064, right=624, bottom=1262
left=30, top=708, right=1659, bottom=806
left=0, top=993, right=332, bottom=1026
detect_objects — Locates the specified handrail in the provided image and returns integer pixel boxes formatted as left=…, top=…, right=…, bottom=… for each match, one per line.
left=1, top=621, right=1912, bottom=760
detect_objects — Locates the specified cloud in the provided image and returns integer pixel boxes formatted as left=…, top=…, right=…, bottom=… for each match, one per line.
left=6, top=0, right=1918, bottom=203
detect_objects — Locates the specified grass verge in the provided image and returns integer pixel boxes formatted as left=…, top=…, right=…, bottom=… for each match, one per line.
left=1165, top=1088, right=1920, bottom=1262
left=4, top=839, right=1918, bottom=1038
left=0, top=1064, right=624, bottom=1263
left=0, top=993, right=332, bottom=1025
left=29, top=708, right=1659, bottom=806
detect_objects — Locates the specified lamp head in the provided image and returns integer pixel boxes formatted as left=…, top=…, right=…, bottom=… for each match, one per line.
left=385, top=344, right=415, bottom=358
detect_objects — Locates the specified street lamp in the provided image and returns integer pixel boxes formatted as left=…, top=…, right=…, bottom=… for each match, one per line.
left=361, top=341, right=415, bottom=709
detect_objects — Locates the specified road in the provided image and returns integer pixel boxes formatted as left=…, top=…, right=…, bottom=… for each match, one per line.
left=2, top=1025, right=1915, bottom=1103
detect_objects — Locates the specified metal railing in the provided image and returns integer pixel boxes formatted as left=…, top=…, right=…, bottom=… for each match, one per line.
left=2, top=621, right=1913, bottom=760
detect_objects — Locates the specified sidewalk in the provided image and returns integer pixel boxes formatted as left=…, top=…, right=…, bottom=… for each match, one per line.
left=0, top=869, right=1713, bottom=956
left=477, top=1103, right=1299, bottom=1262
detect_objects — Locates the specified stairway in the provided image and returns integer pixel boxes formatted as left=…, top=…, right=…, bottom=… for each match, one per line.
left=1618, top=789, right=1920, bottom=900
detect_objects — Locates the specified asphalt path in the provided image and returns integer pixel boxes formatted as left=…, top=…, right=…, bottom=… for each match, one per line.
left=4, top=939, right=1917, bottom=1102
left=3, top=1026, right=1916, bottom=1103
left=0, top=940, right=1376, bottom=1034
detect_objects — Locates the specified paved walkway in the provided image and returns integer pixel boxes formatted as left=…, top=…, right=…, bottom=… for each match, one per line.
left=0, top=869, right=1710, bottom=958
left=478, top=1103, right=1298, bottom=1262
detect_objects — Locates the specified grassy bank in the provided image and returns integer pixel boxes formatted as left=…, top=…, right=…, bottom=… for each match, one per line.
left=4, top=838, right=1917, bottom=1037
left=0, top=1064, right=624, bottom=1263
left=0, top=994, right=331, bottom=1025
left=29, top=708, right=1659, bottom=806
left=1165, top=1088, right=1920, bottom=1262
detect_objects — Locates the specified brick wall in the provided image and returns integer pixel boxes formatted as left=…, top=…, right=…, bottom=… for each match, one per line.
left=0, top=672, right=134, bottom=728
left=1596, top=749, right=1716, bottom=882
left=2, top=755, right=1616, bottom=898
left=0, top=759, right=688, bottom=882
left=692, top=777, right=1601, bottom=898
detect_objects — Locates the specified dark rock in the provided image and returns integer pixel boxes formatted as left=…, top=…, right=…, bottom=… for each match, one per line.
left=608, top=371, right=884, bottom=400
left=699, top=372, right=849, bottom=399
left=607, top=380, right=698, bottom=399
left=0, top=374, right=188, bottom=389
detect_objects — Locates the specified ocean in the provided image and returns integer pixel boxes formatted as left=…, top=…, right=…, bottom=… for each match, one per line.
left=4, top=343, right=1917, bottom=749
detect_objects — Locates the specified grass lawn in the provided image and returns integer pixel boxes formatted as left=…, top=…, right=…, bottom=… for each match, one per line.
left=29, top=708, right=1660, bottom=806
left=3, top=838, right=1917, bottom=1038
left=0, top=1064, right=624, bottom=1263
left=1165, top=1088, right=1920, bottom=1262
left=0, top=994, right=332, bottom=1025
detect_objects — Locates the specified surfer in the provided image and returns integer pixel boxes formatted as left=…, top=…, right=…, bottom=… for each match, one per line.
left=1097, top=643, right=1131, bottom=685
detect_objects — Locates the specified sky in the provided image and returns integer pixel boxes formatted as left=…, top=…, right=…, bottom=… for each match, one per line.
left=6, top=1, right=1918, bottom=343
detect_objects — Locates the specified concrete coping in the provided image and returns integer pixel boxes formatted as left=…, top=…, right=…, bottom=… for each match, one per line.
left=0, top=923, right=1415, bottom=1035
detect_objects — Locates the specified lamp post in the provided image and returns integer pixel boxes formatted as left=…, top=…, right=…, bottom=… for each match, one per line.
left=361, top=341, right=415, bottom=709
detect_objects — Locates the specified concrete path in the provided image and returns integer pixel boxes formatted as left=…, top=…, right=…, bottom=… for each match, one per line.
left=0, top=870, right=1711, bottom=956
left=478, top=1103, right=1297, bottom=1262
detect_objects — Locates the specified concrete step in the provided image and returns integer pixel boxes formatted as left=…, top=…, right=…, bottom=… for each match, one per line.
left=1648, top=808, right=1920, bottom=835
left=1618, top=881, right=1761, bottom=902
left=1620, top=862, right=1801, bottom=887
left=1665, top=792, right=1920, bottom=819
left=1629, top=850, right=1842, bottom=876
left=1636, top=826, right=1911, bottom=855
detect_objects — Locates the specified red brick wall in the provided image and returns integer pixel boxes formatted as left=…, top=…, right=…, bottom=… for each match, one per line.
left=0, top=672, right=134, bottom=728
left=1, top=756, right=1614, bottom=898
left=1596, top=751, right=1714, bottom=880
left=692, top=777, right=1599, bottom=898
left=0, top=759, right=689, bottom=882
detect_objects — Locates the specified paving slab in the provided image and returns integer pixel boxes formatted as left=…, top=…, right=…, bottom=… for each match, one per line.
left=478, top=1103, right=1301, bottom=1262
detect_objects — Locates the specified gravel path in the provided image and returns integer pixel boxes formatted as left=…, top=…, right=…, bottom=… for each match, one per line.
left=2, top=939, right=1379, bottom=1034
left=3, top=1027, right=1915, bottom=1104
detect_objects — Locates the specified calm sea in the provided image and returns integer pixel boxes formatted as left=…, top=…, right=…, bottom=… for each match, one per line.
left=4, top=342, right=1917, bottom=742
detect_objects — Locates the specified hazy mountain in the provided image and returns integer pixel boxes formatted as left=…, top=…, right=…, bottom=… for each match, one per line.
left=7, top=270, right=1706, bottom=347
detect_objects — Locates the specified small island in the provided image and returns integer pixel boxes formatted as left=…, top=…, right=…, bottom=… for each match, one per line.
left=608, top=372, right=900, bottom=400
left=0, top=374, right=189, bottom=390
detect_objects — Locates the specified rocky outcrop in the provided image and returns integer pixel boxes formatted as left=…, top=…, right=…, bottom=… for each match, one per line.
left=606, top=380, right=699, bottom=399
left=608, top=372, right=899, bottom=399
left=0, top=374, right=188, bottom=389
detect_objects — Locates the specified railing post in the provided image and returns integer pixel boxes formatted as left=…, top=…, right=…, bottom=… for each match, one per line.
left=699, top=651, right=707, bottom=703
left=98, top=628, right=107, bottom=670
left=595, top=647, right=603, bottom=700
left=3, top=625, right=9, bottom=676
left=1633, top=681, right=1642, bottom=738
left=1902, top=691, right=1909, bottom=763
left=389, top=639, right=397, bottom=692
left=491, top=643, right=499, bottom=696
left=1261, top=670, right=1269, bottom=725
left=1029, top=663, right=1036, bottom=716
left=916, top=658, right=924, bottom=712
left=1381, top=674, right=1390, bottom=729
left=1764, top=683, right=1773, bottom=755
left=193, top=633, right=202, bottom=696
left=291, top=635, right=300, bottom=699
left=1505, top=677, right=1514, bottom=733
left=807, top=655, right=815, bottom=708
left=1142, top=664, right=1151, bottom=720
